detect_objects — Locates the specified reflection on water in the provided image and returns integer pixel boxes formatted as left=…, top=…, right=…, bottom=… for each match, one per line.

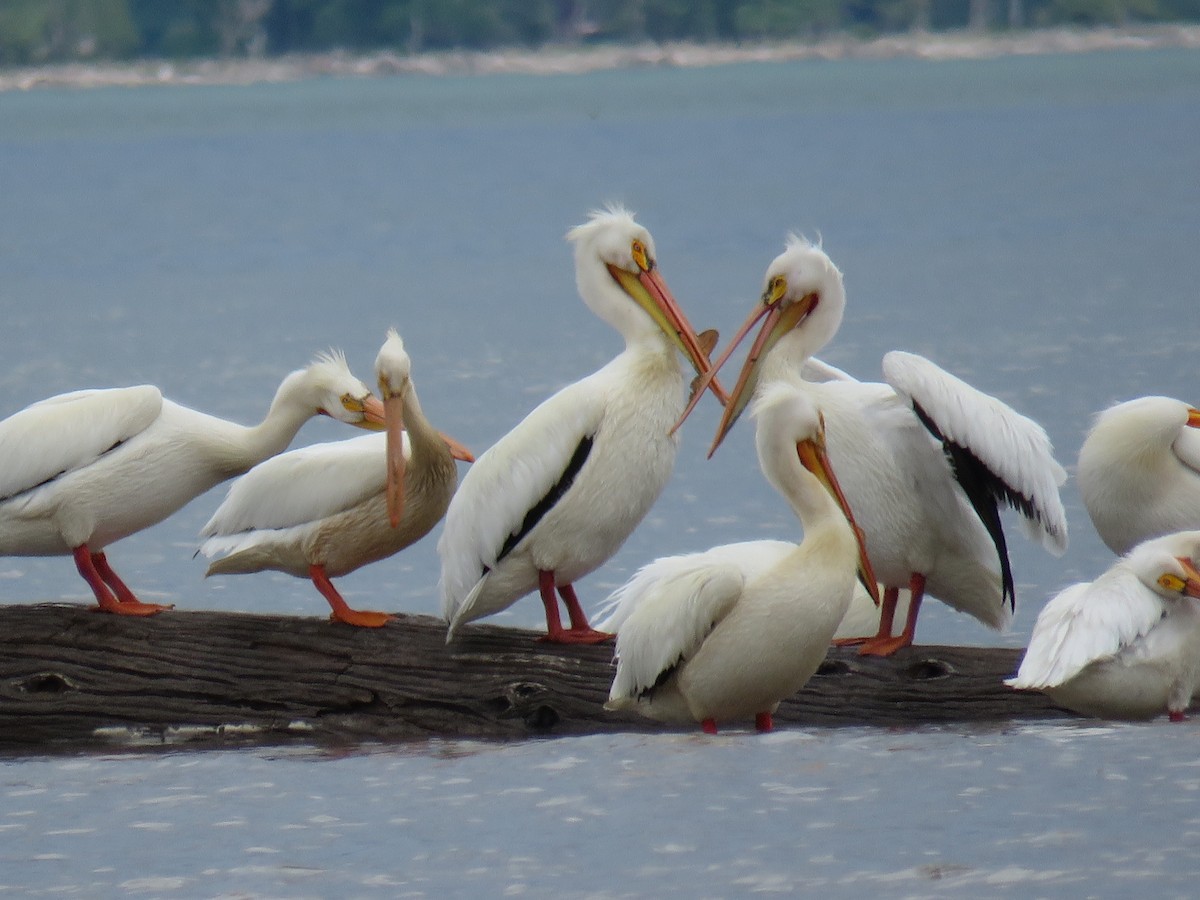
left=2, top=47, right=1200, bottom=894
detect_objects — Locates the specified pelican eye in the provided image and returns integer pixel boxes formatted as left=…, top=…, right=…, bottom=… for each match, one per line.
left=341, top=394, right=365, bottom=414
left=763, top=276, right=787, bottom=306
left=1159, top=573, right=1187, bottom=593
left=631, top=239, right=652, bottom=272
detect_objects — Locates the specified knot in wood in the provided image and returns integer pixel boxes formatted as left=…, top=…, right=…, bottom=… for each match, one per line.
left=815, top=659, right=853, bottom=677
left=904, top=658, right=955, bottom=680
left=15, top=671, right=78, bottom=695
left=494, top=681, right=560, bottom=731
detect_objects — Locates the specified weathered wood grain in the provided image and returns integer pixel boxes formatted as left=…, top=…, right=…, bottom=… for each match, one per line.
left=0, top=603, right=1071, bottom=751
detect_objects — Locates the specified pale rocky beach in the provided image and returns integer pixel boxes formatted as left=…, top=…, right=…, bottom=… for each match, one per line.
left=3, top=23, right=1199, bottom=92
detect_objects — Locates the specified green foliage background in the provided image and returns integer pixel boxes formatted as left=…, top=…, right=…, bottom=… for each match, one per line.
left=1, top=0, right=1197, bottom=64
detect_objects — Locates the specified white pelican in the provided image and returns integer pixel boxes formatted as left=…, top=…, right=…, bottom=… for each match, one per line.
left=438, top=205, right=726, bottom=644
left=0, top=352, right=385, bottom=616
left=681, top=235, right=1068, bottom=656
left=1077, top=396, right=1200, bottom=555
left=603, top=550, right=895, bottom=644
left=199, top=329, right=474, bottom=627
left=602, top=383, right=877, bottom=733
left=1007, top=530, right=1200, bottom=722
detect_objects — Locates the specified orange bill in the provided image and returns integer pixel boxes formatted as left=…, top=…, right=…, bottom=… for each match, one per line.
left=797, top=434, right=880, bottom=606
left=439, top=431, right=475, bottom=463
left=608, top=261, right=729, bottom=412
left=1177, top=557, right=1200, bottom=599
left=700, top=291, right=820, bottom=458
left=384, top=393, right=406, bottom=528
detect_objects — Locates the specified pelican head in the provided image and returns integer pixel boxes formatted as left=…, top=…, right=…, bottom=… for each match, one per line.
left=752, top=382, right=880, bottom=606
left=1126, top=530, right=1200, bottom=601
left=375, top=329, right=412, bottom=528
left=567, top=205, right=726, bottom=406
left=286, top=349, right=386, bottom=429
left=1085, top=396, right=1200, bottom=462
left=676, top=236, right=846, bottom=453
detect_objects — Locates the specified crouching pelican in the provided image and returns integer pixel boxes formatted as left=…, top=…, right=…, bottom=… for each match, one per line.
left=438, top=205, right=726, bottom=644
left=1007, top=530, right=1200, bottom=722
left=680, top=235, right=1068, bottom=655
left=0, top=352, right=384, bottom=615
left=603, top=384, right=877, bottom=733
left=1078, top=396, right=1200, bottom=555
left=200, top=329, right=473, bottom=627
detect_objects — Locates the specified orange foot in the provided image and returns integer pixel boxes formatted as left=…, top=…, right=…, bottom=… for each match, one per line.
left=95, top=600, right=174, bottom=616
left=539, top=628, right=614, bottom=645
left=831, top=636, right=869, bottom=648
left=330, top=608, right=394, bottom=628
left=856, top=635, right=912, bottom=657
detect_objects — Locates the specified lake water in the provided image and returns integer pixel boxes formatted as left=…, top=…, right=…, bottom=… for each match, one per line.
left=2, top=47, right=1199, bottom=895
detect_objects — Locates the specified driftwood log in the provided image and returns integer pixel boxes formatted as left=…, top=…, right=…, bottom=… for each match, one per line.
left=0, top=603, right=1073, bottom=751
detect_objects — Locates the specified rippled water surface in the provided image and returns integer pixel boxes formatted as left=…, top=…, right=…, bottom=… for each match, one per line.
left=4, top=724, right=1200, bottom=897
left=2, top=47, right=1199, bottom=894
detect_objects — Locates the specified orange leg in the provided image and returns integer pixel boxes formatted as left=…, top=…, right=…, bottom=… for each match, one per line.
left=536, top=571, right=612, bottom=644
left=1170, top=710, right=1186, bottom=723
left=701, top=718, right=718, bottom=735
left=309, top=564, right=393, bottom=628
left=73, top=546, right=170, bottom=616
left=833, top=586, right=899, bottom=648
left=857, top=574, right=927, bottom=657
left=91, top=551, right=173, bottom=611
left=755, top=712, right=773, bottom=733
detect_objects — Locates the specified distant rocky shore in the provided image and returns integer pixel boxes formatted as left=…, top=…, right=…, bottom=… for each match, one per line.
left=3, top=24, right=1198, bottom=92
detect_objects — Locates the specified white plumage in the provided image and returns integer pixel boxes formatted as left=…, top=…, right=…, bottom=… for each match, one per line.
left=1077, top=396, right=1200, bottom=555
left=690, top=235, right=1068, bottom=655
left=0, top=352, right=383, bottom=615
left=601, top=543, right=893, bottom=643
left=438, top=205, right=724, bottom=643
left=200, top=329, right=472, bottom=627
left=603, top=383, right=876, bottom=732
left=1007, top=530, right=1200, bottom=721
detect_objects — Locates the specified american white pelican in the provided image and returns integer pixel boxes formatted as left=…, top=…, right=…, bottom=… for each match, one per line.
left=602, top=383, right=877, bottom=733
left=603, top=550, right=894, bottom=644
left=438, top=205, right=726, bottom=644
left=199, top=329, right=473, bottom=627
left=1077, top=396, right=1200, bottom=555
left=1007, top=530, right=1200, bottom=721
left=682, top=235, right=1068, bottom=656
left=0, top=353, right=385, bottom=615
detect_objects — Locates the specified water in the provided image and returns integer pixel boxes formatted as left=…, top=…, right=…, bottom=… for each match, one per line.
left=3, top=725, right=1200, bottom=896
left=1, top=48, right=1199, bottom=894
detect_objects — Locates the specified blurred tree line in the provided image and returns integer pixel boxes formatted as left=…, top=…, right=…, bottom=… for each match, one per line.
left=2, top=0, right=1198, bottom=65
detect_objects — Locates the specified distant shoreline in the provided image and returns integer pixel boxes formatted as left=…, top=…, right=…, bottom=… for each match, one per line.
left=3, top=24, right=1199, bottom=92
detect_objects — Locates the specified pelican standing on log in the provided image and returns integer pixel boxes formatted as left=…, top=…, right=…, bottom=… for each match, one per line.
left=603, top=383, right=878, bottom=733
left=200, top=329, right=473, bottom=627
left=0, top=353, right=385, bottom=615
left=438, top=206, right=726, bottom=643
left=1077, top=396, right=1200, bottom=555
left=1007, top=530, right=1200, bottom=722
left=681, top=236, right=1068, bottom=655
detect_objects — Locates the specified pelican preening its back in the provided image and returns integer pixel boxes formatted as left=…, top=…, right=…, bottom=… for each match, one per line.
left=603, top=383, right=877, bottom=733
left=438, top=206, right=727, bottom=644
left=683, top=236, right=1068, bottom=656
left=1007, top=530, right=1200, bottom=722
left=1077, top=396, right=1200, bottom=556
left=200, top=329, right=474, bottom=627
left=0, top=352, right=384, bottom=616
